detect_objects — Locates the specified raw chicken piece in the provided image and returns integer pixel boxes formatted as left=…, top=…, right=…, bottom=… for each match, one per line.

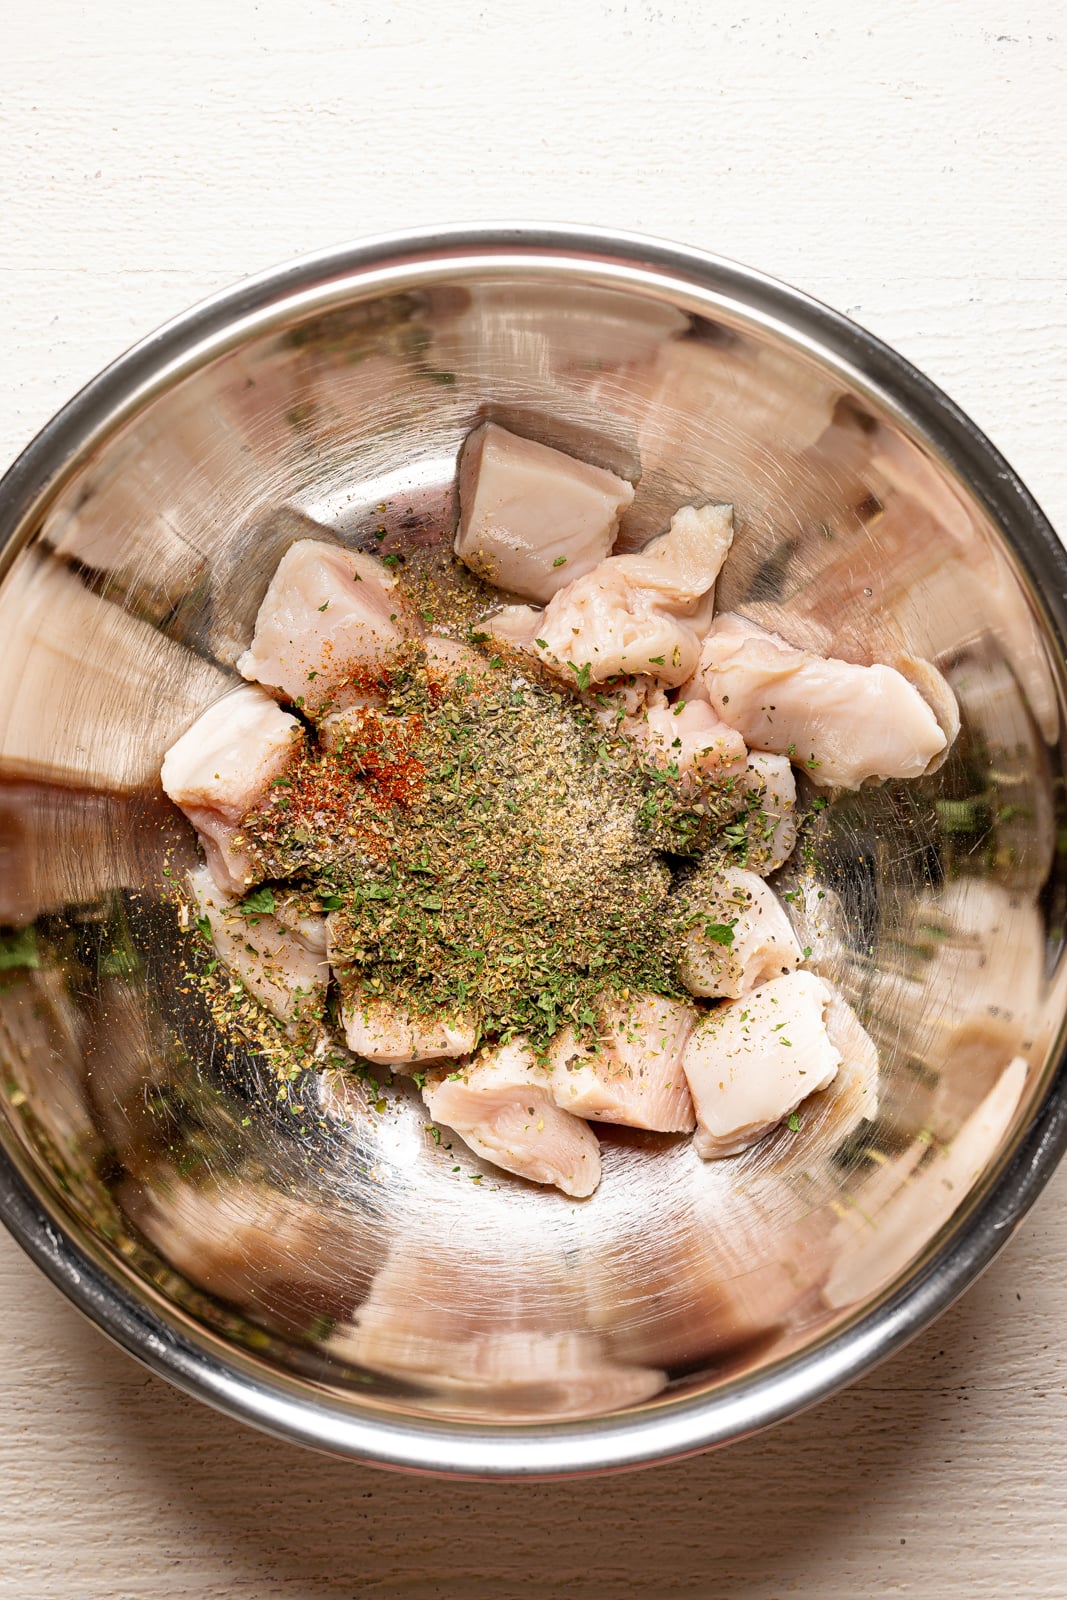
left=485, top=602, right=541, bottom=649
left=161, top=685, right=304, bottom=894
left=587, top=675, right=746, bottom=779
left=488, top=571, right=706, bottom=686
left=455, top=423, right=634, bottom=602
left=272, top=891, right=329, bottom=956
left=738, top=752, right=798, bottom=874
left=188, top=867, right=327, bottom=1031
left=547, top=993, right=697, bottom=1132
left=317, top=704, right=418, bottom=760
left=682, top=971, right=841, bottom=1159
left=896, top=651, right=961, bottom=771
left=608, top=501, right=734, bottom=604
left=697, top=613, right=947, bottom=788
left=421, top=1039, right=602, bottom=1197
left=336, top=981, right=477, bottom=1065
left=624, top=688, right=747, bottom=781
left=753, top=993, right=880, bottom=1175
left=677, top=866, right=801, bottom=1000
left=237, top=539, right=405, bottom=716
left=423, top=634, right=495, bottom=688
left=487, top=503, right=734, bottom=689
left=824, top=1056, right=1027, bottom=1308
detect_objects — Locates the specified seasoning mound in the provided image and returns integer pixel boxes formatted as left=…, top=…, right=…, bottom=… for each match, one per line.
left=239, top=642, right=718, bottom=1051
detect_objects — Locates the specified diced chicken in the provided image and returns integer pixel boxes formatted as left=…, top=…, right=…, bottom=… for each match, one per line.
left=609, top=501, right=734, bottom=604
left=758, top=993, right=879, bottom=1172
left=824, top=1057, right=1027, bottom=1308
left=237, top=539, right=405, bottom=715
left=336, top=981, right=477, bottom=1065
left=188, top=867, right=327, bottom=1031
left=421, top=1039, right=602, bottom=1197
left=896, top=651, right=961, bottom=771
left=423, top=634, right=496, bottom=688
left=624, top=688, right=747, bottom=781
left=697, top=613, right=947, bottom=788
left=586, top=674, right=746, bottom=780
left=271, top=891, right=329, bottom=956
left=547, top=993, right=697, bottom=1132
left=161, top=685, right=304, bottom=894
left=491, top=567, right=709, bottom=687
left=487, top=503, right=734, bottom=689
left=682, top=971, right=841, bottom=1159
left=677, top=866, right=801, bottom=1000
left=738, top=752, right=798, bottom=874
left=317, top=704, right=419, bottom=762
left=485, top=602, right=544, bottom=651
left=455, top=423, right=634, bottom=602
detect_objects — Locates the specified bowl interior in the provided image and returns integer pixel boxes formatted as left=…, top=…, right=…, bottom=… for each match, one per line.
left=1, top=242, right=1065, bottom=1463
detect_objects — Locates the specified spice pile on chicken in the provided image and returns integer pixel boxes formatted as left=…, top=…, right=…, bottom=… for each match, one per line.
left=161, top=423, right=956, bottom=1197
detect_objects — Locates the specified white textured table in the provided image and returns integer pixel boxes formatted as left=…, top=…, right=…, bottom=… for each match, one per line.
left=3, top=5, right=1067, bottom=1595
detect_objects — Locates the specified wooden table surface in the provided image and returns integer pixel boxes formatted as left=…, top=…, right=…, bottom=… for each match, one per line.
left=3, top=4, right=1066, bottom=1595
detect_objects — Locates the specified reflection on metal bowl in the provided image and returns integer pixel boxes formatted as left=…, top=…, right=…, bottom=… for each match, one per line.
left=0, top=227, right=1065, bottom=1477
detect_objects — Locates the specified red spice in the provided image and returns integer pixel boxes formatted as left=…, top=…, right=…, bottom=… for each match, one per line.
left=327, top=708, right=426, bottom=808
left=315, top=655, right=404, bottom=718
left=243, top=707, right=427, bottom=867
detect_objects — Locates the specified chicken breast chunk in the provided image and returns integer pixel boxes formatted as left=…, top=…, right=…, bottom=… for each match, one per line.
left=421, top=1039, right=602, bottom=1197
left=161, top=685, right=304, bottom=894
left=237, top=540, right=405, bottom=715
left=488, top=503, right=734, bottom=689
left=188, top=867, right=327, bottom=1031
left=697, top=613, right=947, bottom=787
left=336, top=982, right=478, bottom=1065
left=623, top=688, right=747, bottom=780
left=677, top=866, right=802, bottom=1000
left=739, top=752, right=798, bottom=873
left=548, top=993, right=697, bottom=1132
left=422, top=634, right=496, bottom=689
left=682, top=971, right=841, bottom=1158
left=271, top=891, right=330, bottom=956
left=609, top=501, right=734, bottom=604
left=456, top=423, right=634, bottom=602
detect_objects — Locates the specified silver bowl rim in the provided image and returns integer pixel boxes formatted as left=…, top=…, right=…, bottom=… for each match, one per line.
left=1, top=223, right=1066, bottom=1479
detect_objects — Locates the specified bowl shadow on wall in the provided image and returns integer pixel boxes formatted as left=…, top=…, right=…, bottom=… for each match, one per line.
left=0, top=253, right=1064, bottom=1464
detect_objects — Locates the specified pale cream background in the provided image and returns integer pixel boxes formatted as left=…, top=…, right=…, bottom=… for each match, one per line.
left=2, top=3, right=1066, bottom=1595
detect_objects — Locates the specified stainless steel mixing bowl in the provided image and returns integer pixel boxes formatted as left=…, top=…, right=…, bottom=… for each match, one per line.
left=1, top=227, right=1066, bottom=1477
